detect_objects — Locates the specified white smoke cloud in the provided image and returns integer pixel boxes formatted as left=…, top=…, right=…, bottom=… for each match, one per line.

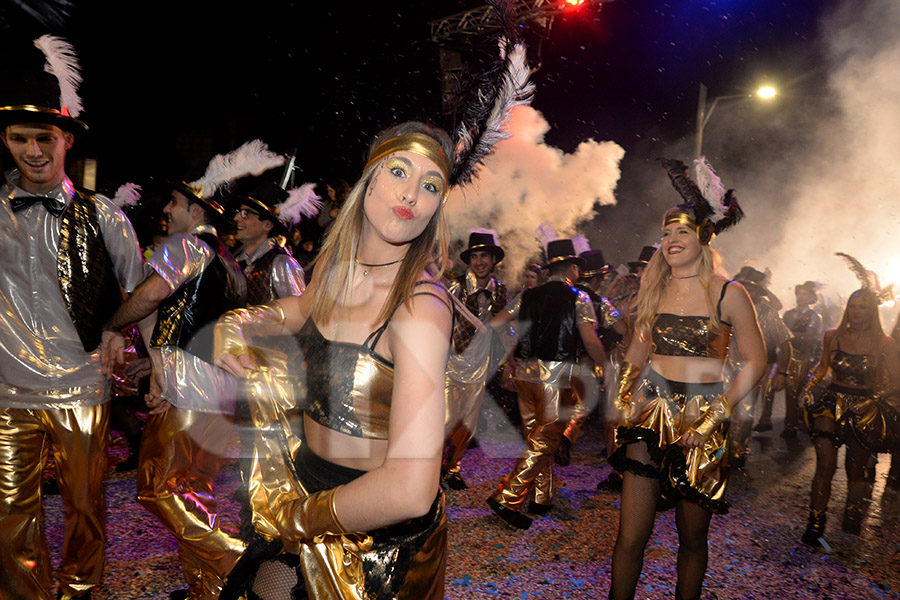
left=444, top=105, right=625, bottom=286
left=718, top=0, right=900, bottom=323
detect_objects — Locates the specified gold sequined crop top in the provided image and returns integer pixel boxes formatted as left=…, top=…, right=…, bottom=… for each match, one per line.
left=651, top=281, right=733, bottom=360
left=296, top=284, right=447, bottom=440
left=829, top=346, right=874, bottom=388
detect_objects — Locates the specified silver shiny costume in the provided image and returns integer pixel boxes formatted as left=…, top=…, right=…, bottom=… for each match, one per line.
left=443, top=271, right=507, bottom=479
left=0, top=169, right=143, bottom=600
left=138, top=225, right=246, bottom=599
left=233, top=238, right=306, bottom=302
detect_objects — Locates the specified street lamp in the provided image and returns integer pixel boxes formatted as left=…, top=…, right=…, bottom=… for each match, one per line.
left=694, top=83, right=777, bottom=157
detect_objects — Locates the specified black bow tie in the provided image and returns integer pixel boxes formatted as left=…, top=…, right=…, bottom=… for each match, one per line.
left=10, top=195, right=66, bottom=217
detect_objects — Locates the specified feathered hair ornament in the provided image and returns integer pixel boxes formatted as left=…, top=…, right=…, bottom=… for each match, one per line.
left=836, top=252, right=895, bottom=304
left=276, top=183, right=322, bottom=228
left=182, top=140, right=285, bottom=214
left=111, top=183, right=142, bottom=209
left=33, top=34, right=82, bottom=118
left=659, top=157, right=743, bottom=244
left=448, top=1, right=535, bottom=186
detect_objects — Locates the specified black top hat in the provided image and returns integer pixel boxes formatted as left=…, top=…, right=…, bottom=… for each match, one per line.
left=233, top=180, right=291, bottom=236
left=0, top=36, right=88, bottom=134
left=628, top=245, right=657, bottom=272
left=460, top=231, right=504, bottom=264
left=580, top=249, right=611, bottom=278
left=165, top=165, right=226, bottom=216
left=546, top=239, right=585, bottom=269
left=735, top=266, right=767, bottom=285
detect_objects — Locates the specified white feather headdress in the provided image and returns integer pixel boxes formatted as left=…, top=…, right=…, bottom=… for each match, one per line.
left=534, top=223, right=558, bottom=251
left=111, top=183, right=142, bottom=209
left=33, top=34, right=83, bottom=118
left=187, top=140, right=285, bottom=201
left=572, top=235, right=591, bottom=256
left=275, top=183, right=322, bottom=228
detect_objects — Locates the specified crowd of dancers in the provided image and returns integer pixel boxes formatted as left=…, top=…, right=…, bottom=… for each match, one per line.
left=2, top=28, right=899, bottom=600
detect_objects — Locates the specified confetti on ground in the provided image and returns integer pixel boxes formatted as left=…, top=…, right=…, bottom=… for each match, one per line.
left=44, top=403, right=900, bottom=599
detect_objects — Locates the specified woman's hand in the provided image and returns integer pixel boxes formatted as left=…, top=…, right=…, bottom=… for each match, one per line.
left=680, top=429, right=706, bottom=448
left=214, top=353, right=259, bottom=379
left=145, top=368, right=171, bottom=414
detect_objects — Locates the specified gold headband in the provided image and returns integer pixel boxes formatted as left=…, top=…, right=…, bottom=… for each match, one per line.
left=663, top=208, right=715, bottom=245
left=364, top=133, right=451, bottom=198
left=663, top=209, right=698, bottom=229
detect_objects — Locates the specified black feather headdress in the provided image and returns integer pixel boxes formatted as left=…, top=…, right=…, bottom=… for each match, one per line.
left=448, top=1, right=535, bottom=187
left=659, top=157, right=743, bottom=244
left=836, top=252, right=894, bottom=304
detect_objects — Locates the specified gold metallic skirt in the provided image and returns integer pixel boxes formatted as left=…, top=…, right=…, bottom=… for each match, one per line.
left=610, top=370, right=729, bottom=514
left=806, top=383, right=900, bottom=452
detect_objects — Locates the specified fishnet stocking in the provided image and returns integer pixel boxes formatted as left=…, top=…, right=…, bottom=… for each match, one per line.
left=610, top=441, right=659, bottom=600
left=249, top=558, right=302, bottom=600
left=844, top=437, right=874, bottom=509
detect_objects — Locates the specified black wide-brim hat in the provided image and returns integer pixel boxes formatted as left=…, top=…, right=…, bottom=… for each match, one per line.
left=546, top=239, right=585, bottom=269
left=232, top=180, right=290, bottom=236
left=580, top=249, right=611, bottom=278
left=460, top=231, right=505, bottom=264
left=0, top=47, right=88, bottom=134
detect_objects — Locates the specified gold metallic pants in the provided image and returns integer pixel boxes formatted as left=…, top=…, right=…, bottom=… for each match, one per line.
left=565, top=368, right=601, bottom=445
left=442, top=379, right=485, bottom=475
left=137, top=407, right=245, bottom=600
left=0, top=404, right=109, bottom=600
left=491, top=380, right=576, bottom=509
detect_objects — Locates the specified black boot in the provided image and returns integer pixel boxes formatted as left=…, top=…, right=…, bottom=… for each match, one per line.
left=554, top=437, right=572, bottom=466
left=801, top=509, right=826, bottom=546
left=674, top=590, right=700, bottom=600
left=486, top=497, right=532, bottom=530
left=842, top=502, right=864, bottom=535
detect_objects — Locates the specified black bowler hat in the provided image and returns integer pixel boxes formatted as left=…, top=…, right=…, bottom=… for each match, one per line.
left=0, top=36, right=88, bottom=134
left=460, top=230, right=504, bottom=264
left=628, top=245, right=657, bottom=273
left=233, top=179, right=321, bottom=237
left=546, top=239, right=585, bottom=268
left=580, top=249, right=611, bottom=278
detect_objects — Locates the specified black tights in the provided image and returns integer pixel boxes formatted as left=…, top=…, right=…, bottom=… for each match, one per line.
left=610, top=442, right=710, bottom=600
left=809, top=416, right=873, bottom=514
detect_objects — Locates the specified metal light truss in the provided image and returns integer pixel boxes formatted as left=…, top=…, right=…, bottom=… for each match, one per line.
left=429, top=0, right=606, bottom=42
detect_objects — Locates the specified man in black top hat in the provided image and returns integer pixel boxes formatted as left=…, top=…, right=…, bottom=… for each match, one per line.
left=628, top=245, right=657, bottom=277
left=486, top=239, right=607, bottom=529
left=442, top=229, right=509, bottom=490
left=554, top=249, right=625, bottom=466
left=231, top=180, right=307, bottom=304
left=0, top=36, right=144, bottom=600
left=99, top=141, right=281, bottom=599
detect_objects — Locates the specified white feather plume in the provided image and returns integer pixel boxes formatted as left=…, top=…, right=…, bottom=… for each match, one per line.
left=534, top=223, right=558, bottom=251
left=572, top=235, right=591, bottom=255
left=276, top=182, right=322, bottom=227
left=111, top=183, right=142, bottom=209
left=190, top=140, right=285, bottom=200
left=693, top=157, right=727, bottom=220
left=34, top=35, right=83, bottom=117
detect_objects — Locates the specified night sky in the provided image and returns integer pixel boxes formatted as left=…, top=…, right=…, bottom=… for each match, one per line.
left=1, top=0, right=844, bottom=267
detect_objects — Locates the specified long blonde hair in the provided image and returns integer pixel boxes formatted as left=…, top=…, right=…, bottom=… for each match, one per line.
left=308, top=122, right=452, bottom=326
left=633, top=243, right=726, bottom=340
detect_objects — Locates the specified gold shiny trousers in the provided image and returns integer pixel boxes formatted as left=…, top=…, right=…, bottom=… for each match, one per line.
left=565, top=365, right=603, bottom=445
left=137, top=407, right=245, bottom=599
left=491, top=380, right=577, bottom=510
left=442, top=379, right=485, bottom=476
left=0, top=404, right=109, bottom=600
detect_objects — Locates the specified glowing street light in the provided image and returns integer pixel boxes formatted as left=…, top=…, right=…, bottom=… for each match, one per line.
left=564, top=0, right=587, bottom=6
left=694, top=83, right=778, bottom=157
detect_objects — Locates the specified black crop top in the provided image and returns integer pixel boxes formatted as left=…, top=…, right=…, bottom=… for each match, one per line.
left=829, top=342, right=874, bottom=389
left=651, top=281, right=733, bottom=359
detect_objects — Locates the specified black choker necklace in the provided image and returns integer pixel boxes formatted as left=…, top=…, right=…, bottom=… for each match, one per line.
left=673, top=274, right=699, bottom=279
left=355, top=257, right=402, bottom=277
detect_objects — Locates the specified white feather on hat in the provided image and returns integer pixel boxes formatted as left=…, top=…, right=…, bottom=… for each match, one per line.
left=276, top=183, right=322, bottom=228
left=572, top=235, right=591, bottom=255
left=111, top=183, right=142, bottom=209
left=534, top=223, right=558, bottom=251
left=189, top=140, right=285, bottom=200
left=34, top=34, right=83, bottom=118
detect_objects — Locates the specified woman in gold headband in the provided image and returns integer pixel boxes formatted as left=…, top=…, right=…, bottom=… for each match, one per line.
left=213, top=122, right=455, bottom=599
left=607, top=158, right=766, bottom=600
